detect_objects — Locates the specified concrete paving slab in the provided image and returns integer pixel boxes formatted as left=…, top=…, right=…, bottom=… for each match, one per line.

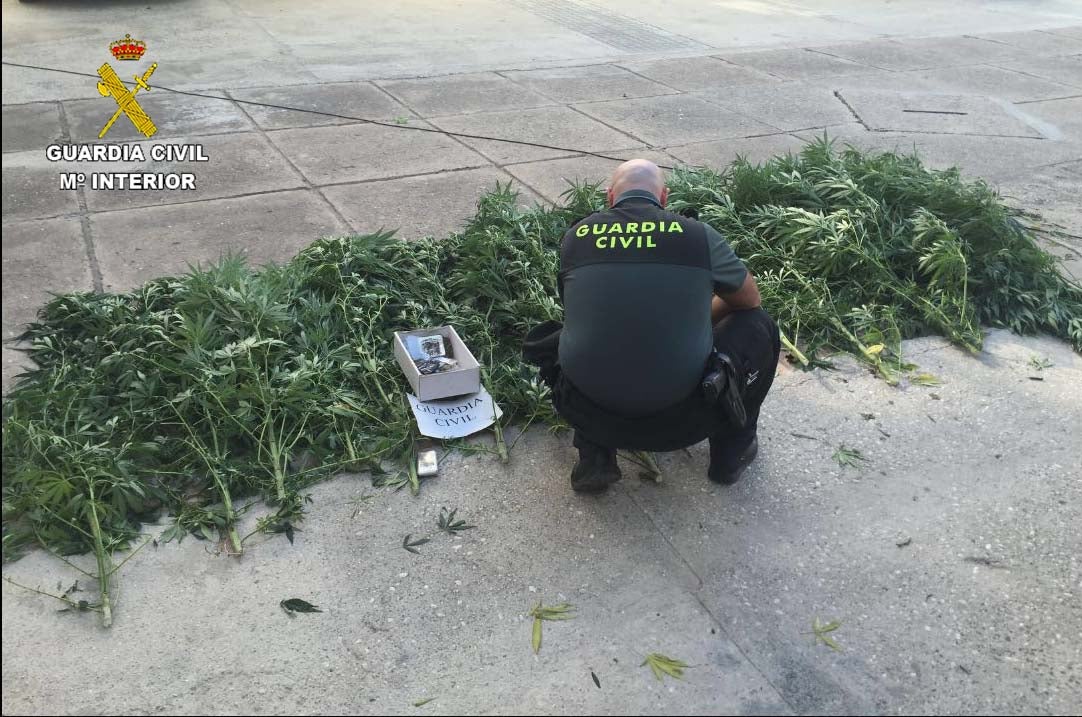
left=1045, top=25, right=1082, bottom=40
left=2, top=344, right=34, bottom=396
left=90, top=190, right=347, bottom=291
left=900, top=64, right=1082, bottom=103
left=229, top=82, right=415, bottom=130
left=891, top=34, right=1035, bottom=65
left=80, top=132, right=306, bottom=213
left=972, top=30, right=1082, bottom=57
left=3, top=328, right=1077, bottom=714
left=1, top=61, right=103, bottom=106
left=838, top=90, right=1044, bottom=138
left=431, top=107, right=644, bottom=165
left=61, top=91, right=253, bottom=145
left=501, top=150, right=678, bottom=204
left=2, top=102, right=63, bottom=153
left=1, top=217, right=90, bottom=336
left=377, top=72, right=557, bottom=118
left=321, top=168, right=541, bottom=241
left=499, top=65, right=677, bottom=104
left=695, top=84, right=854, bottom=132
left=0, top=427, right=792, bottom=715
left=1010, top=96, right=1082, bottom=139
left=615, top=8, right=888, bottom=51
left=574, top=94, right=780, bottom=148
left=665, top=134, right=811, bottom=169
left=717, top=48, right=876, bottom=81
left=1, top=150, right=81, bottom=222
left=622, top=330, right=1082, bottom=715
left=617, top=57, right=779, bottom=92
left=799, top=66, right=939, bottom=95
left=155, top=58, right=322, bottom=92
left=996, top=159, right=1082, bottom=238
left=796, top=123, right=1082, bottom=181
left=267, top=122, right=489, bottom=186
left=814, top=37, right=1023, bottom=72
left=992, top=54, right=1082, bottom=89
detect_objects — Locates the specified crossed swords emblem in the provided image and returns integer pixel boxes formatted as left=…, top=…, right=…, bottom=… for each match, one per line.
left=96, top=62, right=158, bottom=139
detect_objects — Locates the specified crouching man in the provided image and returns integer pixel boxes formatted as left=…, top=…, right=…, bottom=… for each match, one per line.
left=523, top=159, right=780, bottom=493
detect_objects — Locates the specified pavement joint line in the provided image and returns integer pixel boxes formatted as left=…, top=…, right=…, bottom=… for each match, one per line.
left=1027, top=156, right=1082, bottom=170
left=689, top=93, right=790, bottom=136
left=1, top=126, right=267, bottom=156
left=869, top=128, right=1049, bottom=140
left=1013, top=92, right=1082, bottom=105
left=32, top=186, right=314, bottom=221
left=218, top=0, right=322, bottom=86
left=374, top=70, right=562, bottom=117
left=492, top=66, right=679, bottom=106
left=379, top=81, right=583, bottom=205
left=617, top=482, right=799, bottom=715
left=54, top=100, right=103, bottom=293
left=982, top=62, right=1082, bottom=91
left=321, top=80, right=560, bottom=209
left=364, top=82, right=509, bottom=180
left=563, top=102, right=656, bottom=151
left=35, top=160, right=561, bottom=223
left=833, top=90, right=872, bottom=131
left=799, top=46, right=1012, bottom=74
left=223, top=88, right=353, bottom=232
left=711, top=55, right=786, bottom=85
left=608, top=62, right=689, bottom=95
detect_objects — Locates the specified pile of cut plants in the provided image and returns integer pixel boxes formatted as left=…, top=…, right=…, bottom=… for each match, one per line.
left=3, top=138, right=1079, bottom=625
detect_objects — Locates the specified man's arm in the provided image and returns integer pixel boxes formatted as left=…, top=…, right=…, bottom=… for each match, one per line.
left=711, top=273, right=761, bottom=323
left=705, top=224, right=759, bottom=324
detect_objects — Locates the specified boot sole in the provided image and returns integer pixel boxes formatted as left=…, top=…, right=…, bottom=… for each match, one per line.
left=708, top=438, right=758, bottom=485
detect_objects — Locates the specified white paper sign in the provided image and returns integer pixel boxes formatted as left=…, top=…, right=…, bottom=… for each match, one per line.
left=406, top=385, right=503, bottom=439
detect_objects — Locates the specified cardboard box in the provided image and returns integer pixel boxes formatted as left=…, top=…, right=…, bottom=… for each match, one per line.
left=393, top=325, right=481, bottom=401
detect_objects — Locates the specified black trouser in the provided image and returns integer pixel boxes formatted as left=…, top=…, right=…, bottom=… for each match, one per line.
left=523, top=308, right=781, bottom=452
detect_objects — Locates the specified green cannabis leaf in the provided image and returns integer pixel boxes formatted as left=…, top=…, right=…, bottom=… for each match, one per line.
left=437, top=507, right=475, bottom=534
left=832, top=445, right=866, bottom=468
left=528, top=601, right=575, bottom=653
left=809, top=616, right=843, bottom=650
left=280, top=598, right=322, bottom=616
left=402, top=533, right=430, bottom=554
left=1028, top=355, right=1053, bottom=371
left=266, top=520, right=296, bottom=544
left=412, top=697, right=436, bottom=707
left=641, top=653, right=689, bottom=682
left=910, top=372, right=941, bottom=386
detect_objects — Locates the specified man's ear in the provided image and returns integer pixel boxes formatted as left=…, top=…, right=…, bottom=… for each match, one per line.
left=659, top=187, right=669, bottom=207
left=606, top=186, right=615, bottom=207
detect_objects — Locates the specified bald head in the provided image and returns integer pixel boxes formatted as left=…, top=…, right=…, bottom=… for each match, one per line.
left=607, top=159, right=668, bottom=207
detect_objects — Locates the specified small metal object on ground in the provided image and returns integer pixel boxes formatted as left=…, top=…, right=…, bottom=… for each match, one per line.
left=417, top=449, right=439, bottom=477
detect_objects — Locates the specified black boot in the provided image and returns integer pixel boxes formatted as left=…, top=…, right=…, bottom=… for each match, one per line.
left=707, top=431, right=758, bottom=485
left=570, top=433, right=622, bottom=494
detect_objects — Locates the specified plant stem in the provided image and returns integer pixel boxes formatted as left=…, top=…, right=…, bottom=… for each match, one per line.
left=85, top=477, right=113, bottom=628
left=779, top=330, right=810, bottom=367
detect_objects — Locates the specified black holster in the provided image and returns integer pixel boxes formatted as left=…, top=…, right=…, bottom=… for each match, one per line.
left=701, top=350, right=747, bottom=429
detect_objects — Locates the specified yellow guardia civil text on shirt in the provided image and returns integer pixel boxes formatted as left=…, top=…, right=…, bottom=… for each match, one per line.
left=574, top=220, right=683, bottom=250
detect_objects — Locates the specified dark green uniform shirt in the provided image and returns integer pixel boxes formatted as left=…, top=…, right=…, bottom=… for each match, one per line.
left=558, top=189, right=747, bottom=416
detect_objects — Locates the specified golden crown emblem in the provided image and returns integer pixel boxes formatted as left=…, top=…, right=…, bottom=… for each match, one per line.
left=109, top=34, right=146, bottom=61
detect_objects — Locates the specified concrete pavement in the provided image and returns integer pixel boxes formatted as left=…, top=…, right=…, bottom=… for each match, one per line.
left=2, top=330, right=1079, bottom=715
left=2, top=1, right=1081, bottom=714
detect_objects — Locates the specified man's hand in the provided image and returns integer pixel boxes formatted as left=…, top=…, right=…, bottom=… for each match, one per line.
left=712, top=273, right=761, bottom=324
